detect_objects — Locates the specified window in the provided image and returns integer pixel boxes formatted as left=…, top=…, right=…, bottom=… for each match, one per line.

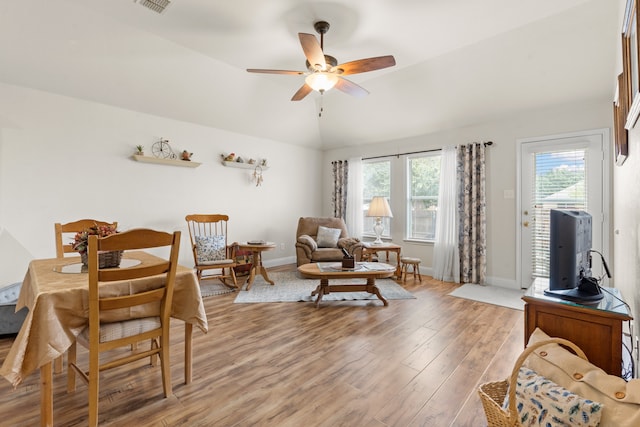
left=362, top=160, right=391, bottom=238
left=407, top=154, right=440, bottom=241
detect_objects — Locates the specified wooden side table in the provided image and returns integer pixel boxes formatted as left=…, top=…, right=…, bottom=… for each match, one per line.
left=523, top=278, right=633, bottom=376
left=237, top=242, right=276, bottom=290
left=361, top=242, right=402, bottom=279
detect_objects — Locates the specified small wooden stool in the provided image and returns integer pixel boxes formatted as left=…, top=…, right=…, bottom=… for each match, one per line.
left=400, top=257, right=422, bottom=282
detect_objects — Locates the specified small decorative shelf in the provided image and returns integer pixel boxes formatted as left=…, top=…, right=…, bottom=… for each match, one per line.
left=132, top=155, right=201, bottom=168
left=221, top=161, right=269, bottom=170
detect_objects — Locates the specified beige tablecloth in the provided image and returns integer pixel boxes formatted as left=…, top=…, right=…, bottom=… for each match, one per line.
left=0, top=252, right=208, bottom=387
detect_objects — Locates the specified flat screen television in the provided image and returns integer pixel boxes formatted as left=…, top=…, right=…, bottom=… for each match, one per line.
left=544, top=209, right=603, bottom=303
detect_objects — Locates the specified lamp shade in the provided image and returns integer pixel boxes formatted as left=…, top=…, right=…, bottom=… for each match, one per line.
left=367, top=197, right=393, bottom=218
left=305, top=72, right=339, bottom=92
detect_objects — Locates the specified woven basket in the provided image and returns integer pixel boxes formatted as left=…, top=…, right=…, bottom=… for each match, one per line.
left=81, top=250, right=123, bottom=268
left=477, top=337, right=588, bottom=427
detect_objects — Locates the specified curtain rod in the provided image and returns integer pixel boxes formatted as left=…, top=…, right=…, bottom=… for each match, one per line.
left=362, top=141, right=493, bottom=161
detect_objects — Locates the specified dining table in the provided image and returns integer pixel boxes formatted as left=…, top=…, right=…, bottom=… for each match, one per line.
left=0, top=251, right=208, bottom=427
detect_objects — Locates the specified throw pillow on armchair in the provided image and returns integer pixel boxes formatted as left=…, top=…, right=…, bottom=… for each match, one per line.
left=316, top=226, right=342, bottom=248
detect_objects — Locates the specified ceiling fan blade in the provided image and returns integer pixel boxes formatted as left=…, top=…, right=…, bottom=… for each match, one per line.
left=291, top=84, right=313, bottom=101
left=247, top=69, right=305, bottom=75
left=334, top=55, right=396, bottom=75
left=298, top=33, right=326, bottom=70
left=335, top=77, right=369, bottom=98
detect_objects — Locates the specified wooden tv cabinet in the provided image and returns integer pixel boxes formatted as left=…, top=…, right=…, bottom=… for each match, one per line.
left=523, top=278, right=633, bottom=376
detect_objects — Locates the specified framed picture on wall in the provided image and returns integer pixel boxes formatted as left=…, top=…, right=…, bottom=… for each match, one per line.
left=614, top=73, right=628, bottom=166
left=623, top=0, right=640, bottom=129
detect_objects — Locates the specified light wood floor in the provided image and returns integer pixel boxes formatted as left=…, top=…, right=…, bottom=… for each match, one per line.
left=0, top=264, right=524, bottom=426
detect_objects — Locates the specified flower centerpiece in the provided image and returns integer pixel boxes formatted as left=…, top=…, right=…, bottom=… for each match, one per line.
left=71, top=223, right=122, bottom=267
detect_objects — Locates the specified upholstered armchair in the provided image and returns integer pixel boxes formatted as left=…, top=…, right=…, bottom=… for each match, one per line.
left=295, top=217, right=363, bottom=266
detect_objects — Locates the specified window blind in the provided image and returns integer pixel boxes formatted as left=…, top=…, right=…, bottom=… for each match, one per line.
left=530, top=149, right=588, bottom=278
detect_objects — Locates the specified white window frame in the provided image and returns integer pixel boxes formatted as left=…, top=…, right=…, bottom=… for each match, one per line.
left=405, top=152, right=441, bottom=243
left=362, top=159, right=392, bottom=240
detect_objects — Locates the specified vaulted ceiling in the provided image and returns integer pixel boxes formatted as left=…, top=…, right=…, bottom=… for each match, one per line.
left=0, top=0, right=619, bottom=150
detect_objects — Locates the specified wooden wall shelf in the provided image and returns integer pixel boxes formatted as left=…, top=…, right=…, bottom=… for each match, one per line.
left=132, top=155, right=201, bottom=168
left=221, top=161, right=269, bottom=170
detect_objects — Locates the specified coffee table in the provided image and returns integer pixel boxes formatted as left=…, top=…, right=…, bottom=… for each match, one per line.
left=297, top=262, right=396, bottom=308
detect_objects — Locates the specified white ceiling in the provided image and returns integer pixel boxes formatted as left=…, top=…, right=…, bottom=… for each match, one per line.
left=0, top=0, right=620, bottom=150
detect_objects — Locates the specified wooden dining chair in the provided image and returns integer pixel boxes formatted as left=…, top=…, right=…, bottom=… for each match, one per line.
left=53, top=219, right=118, bottom=373
left=55, top=219, right=118, bottom=258
left=66, top=228, right=180, bottom=426
left=185, top=214, right=237, bottom=288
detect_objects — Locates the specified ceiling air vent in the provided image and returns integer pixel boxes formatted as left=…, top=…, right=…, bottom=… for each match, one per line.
left=135, top=0, right=171, bottom=14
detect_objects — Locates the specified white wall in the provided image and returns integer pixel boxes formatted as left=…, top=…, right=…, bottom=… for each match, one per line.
left=0, top=82, right=324, bottom=283
left=323, top=99, right=612, bottom=288
left=613, top=0, right=640, bottom=337
left=615, top=113, right=640, bottom=344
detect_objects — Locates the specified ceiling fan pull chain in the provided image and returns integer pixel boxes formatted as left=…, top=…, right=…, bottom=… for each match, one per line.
left=319, top=93, right=324, bottom=117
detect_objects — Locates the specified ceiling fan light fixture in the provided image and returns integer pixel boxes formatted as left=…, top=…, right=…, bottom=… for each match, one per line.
left=305, top=72, right=339, bottom=92
left=247, top=21, right=395, bottom=101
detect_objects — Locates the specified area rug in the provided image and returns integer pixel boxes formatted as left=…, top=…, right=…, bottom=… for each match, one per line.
left=234, top=271, right=415, bottom=303
left=448, top=284, right=525, bottom=311
left=199, top=281, right=236, bottom=297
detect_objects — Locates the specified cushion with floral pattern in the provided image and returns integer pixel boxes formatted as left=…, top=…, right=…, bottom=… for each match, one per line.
left=195, top=235, right=226, bottom=264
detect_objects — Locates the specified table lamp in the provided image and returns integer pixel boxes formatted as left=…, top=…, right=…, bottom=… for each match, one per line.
left=367, top=196, right=393, bottom=245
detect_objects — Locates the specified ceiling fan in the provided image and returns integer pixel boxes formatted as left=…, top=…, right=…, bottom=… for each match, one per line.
left=247, top=21, right=396, bottom=101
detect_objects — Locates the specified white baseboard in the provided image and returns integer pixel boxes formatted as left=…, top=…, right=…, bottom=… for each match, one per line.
left=263, top=259, right=521, bottom=290
left=263, top=256, right=296, bottom=268
left=416, top=266, right=519, bottom=290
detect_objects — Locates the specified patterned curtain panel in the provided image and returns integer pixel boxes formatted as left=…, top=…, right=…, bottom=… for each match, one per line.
left=332, top=160, right=348, bottom=219
left=457, top=143, right=487, bottom=284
